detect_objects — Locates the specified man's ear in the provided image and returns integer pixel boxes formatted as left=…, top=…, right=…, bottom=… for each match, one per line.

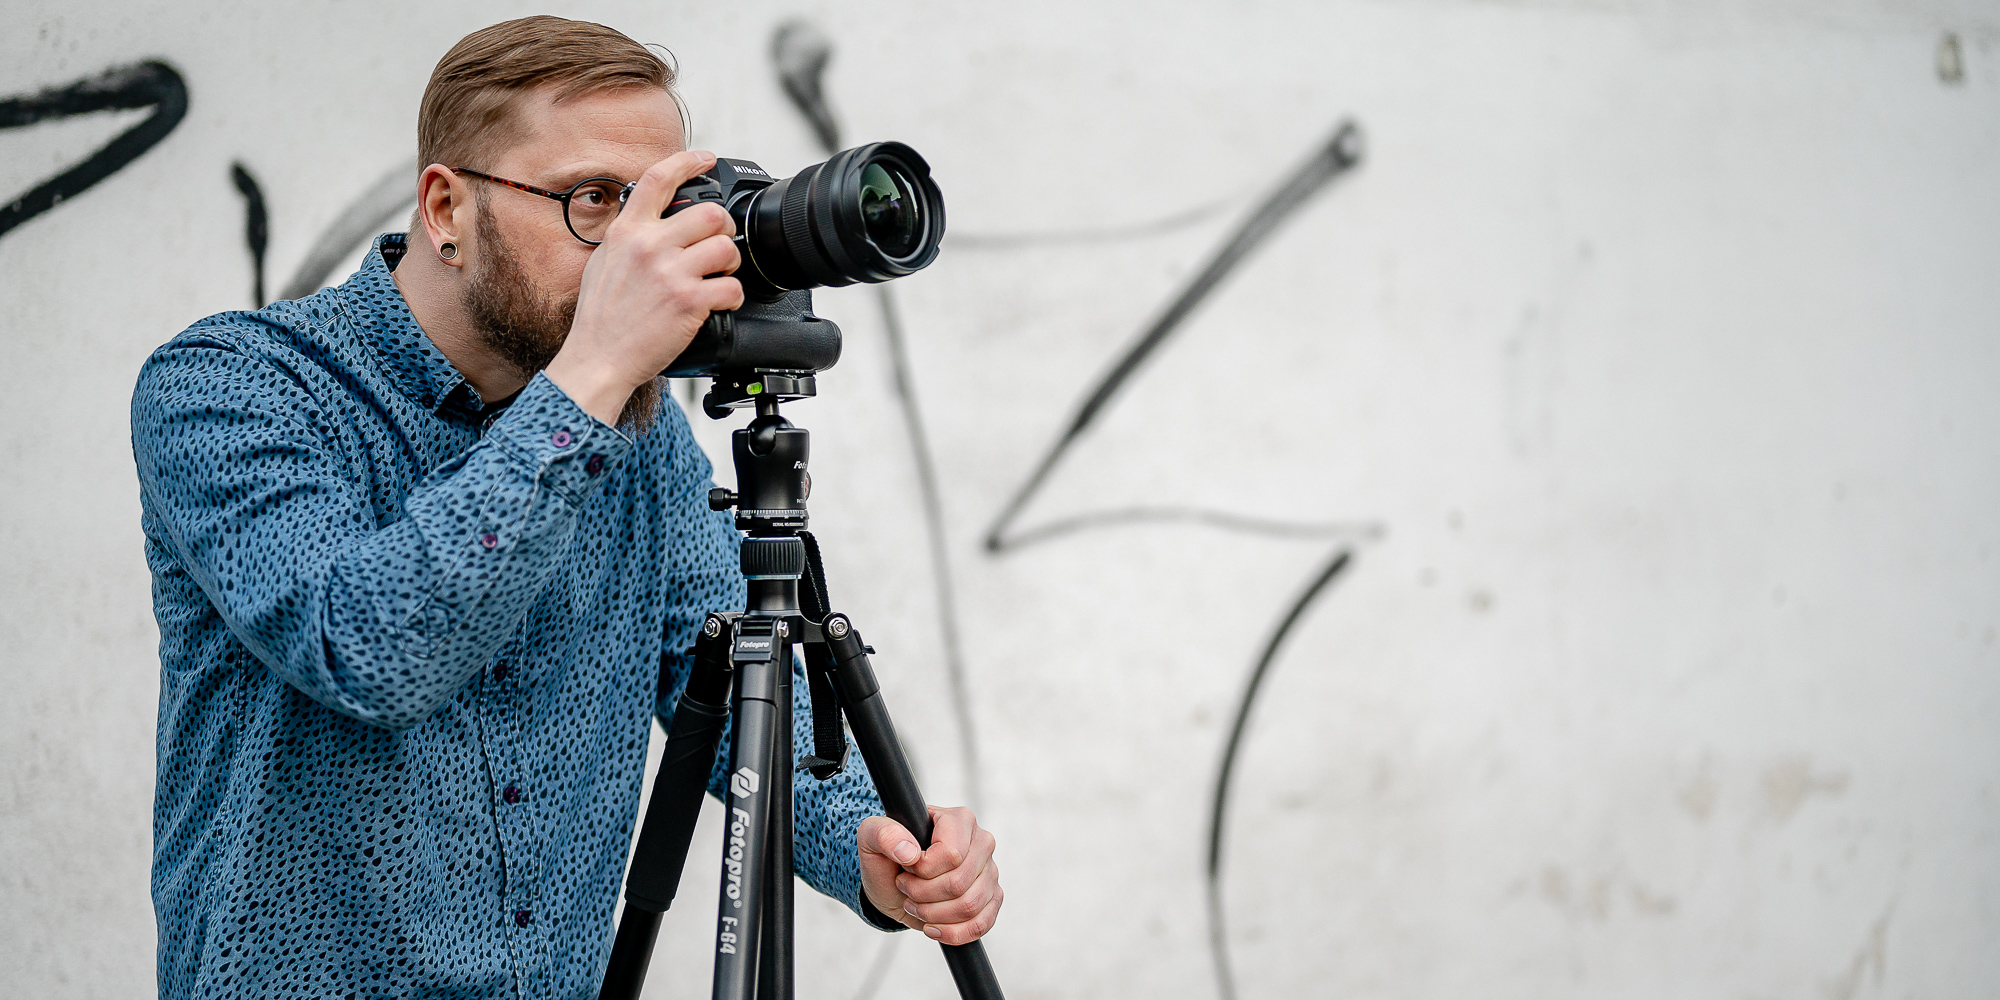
left=416, top=164, right=469, bottom=265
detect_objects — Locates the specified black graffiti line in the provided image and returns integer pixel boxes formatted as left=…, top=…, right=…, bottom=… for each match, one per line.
left=981, top=120, right=1364, bottom=553
left=875, top=285, right=984, bottom=810
left=772, top=20, right=840, bottom=156
left=961, top=116, right=1370, bottom=1000
left=944, top=199, right=1229, bottom=250
left=774, top=25, right=1370, bottom=1000
left=994, top=506, right=1383, bottom=553
left=0, top=60, right=187, bottom=239
left=230, top=163, right=269, bottom=308
left=279, top=165, right=412, bottom=302
left=773, top=19, right=985, bottom=814
left=1206, top=548, right=1351, bottom=1000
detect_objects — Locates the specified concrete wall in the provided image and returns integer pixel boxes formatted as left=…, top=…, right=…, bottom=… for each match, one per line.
left=3, top=1, right=1996, bottom=997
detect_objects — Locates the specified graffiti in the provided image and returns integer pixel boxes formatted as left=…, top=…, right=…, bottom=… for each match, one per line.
left=229, top=163, right=269, bottom=308
left=772, top=21, right=841, bottom=156
left=981, top=121, right=1366, bottom=554
left=768, top=20, right=1377, bottom=998
left=944, top=200, right=1228, bottom=250
left=0, top=60, right=187, bottom=240
left=771, top=19, right=987, bottom=819
left=5, top=34, right=1371, bottom=1000
left=278, top=166, right=412, bottom=302
left=1205, top=549, right=1351, bottom=1000
left=971, top=120, right=1374, bottom=1000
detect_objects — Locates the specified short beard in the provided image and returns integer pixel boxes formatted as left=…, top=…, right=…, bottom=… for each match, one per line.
left=461, top=201, right=661, bottom=432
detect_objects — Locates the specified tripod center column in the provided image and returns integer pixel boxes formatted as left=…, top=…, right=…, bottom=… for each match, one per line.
left=740, top=536, right=805, bottom=615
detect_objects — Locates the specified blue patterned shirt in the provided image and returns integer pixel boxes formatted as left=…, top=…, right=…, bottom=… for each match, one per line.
left=131, top=235, right=889, bottom=999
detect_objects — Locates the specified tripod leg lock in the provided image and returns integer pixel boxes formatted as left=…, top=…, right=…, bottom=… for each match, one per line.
left=823, top=615, right=880, bottom=702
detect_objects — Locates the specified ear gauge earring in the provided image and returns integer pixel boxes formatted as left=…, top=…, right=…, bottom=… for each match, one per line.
left=439, top=241, right=458, bottom=261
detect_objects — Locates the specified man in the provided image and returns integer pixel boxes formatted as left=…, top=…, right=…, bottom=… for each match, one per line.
left=131, top=16, right=1000, bottom=998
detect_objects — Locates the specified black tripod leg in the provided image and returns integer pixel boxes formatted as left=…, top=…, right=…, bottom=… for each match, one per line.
left=602, top=619, right=734, bottom=1000
left=757, top=660, right=796, bottom=1000
left=715, top=648, right=784, bottom=1000
left=824, top=616, right=1006, bottom=1000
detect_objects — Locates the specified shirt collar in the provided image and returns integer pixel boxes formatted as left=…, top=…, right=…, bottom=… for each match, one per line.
left=344, top=233, right=483, bottom=420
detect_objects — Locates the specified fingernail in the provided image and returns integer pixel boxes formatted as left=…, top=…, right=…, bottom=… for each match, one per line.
left=904, top=902, right=921, bottom=919
left=694, top=150, right=716, bottom=161
left=924, top=925, right=943, bottom=939
left=892, top=843, right=920, bottom=865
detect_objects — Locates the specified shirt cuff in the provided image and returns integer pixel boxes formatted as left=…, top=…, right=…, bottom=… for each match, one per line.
left=859, top=894, right=909, bottom=933
left=483, top=373, right=632, bottom=505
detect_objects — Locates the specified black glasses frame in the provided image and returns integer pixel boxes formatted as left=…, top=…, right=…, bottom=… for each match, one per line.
left=450, top=167, right=635, bottom=246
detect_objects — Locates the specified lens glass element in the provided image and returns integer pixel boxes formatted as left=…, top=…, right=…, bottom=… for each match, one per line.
left=857, top=162, right=921, bottom=257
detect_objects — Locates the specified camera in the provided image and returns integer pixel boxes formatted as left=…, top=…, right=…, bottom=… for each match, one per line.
left=656, top=141, right=945, bottom=384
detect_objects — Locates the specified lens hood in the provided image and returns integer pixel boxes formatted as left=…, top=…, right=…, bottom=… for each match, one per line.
left=743, top=141, right=945, bottom=291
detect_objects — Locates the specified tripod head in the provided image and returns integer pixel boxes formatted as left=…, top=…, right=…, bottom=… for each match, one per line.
left=704, top=376, right=814, bottom=541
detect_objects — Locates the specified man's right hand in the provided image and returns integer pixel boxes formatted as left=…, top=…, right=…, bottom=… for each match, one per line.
left=545, top=149, right=743, bottom=425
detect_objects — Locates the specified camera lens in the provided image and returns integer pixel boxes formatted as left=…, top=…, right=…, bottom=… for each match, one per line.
left=738, top=141, right=944, bottom=292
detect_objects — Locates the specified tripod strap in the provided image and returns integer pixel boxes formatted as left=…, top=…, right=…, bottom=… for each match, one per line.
left=798, top=531, right=833, bottom=619
left=796, top=532, right=849, bottom=780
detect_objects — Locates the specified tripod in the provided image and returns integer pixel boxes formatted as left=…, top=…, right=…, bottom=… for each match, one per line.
left=600, top=371, right=1004, bottom=1000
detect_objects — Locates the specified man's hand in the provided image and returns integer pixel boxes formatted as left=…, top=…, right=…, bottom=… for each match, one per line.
left=545, top=149, right=743, bottom=425
left=858, top=806, right=1002, bottom=944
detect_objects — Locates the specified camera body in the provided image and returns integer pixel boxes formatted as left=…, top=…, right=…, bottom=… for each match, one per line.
left=659, top=160, right=840, bottom=381
left=654, top=143, right=943, bottom=386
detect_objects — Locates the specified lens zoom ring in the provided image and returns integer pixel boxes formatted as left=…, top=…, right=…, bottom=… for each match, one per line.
left=808, top=156, right=867, bottom=280
left=779, top=167, right=847, bottom=288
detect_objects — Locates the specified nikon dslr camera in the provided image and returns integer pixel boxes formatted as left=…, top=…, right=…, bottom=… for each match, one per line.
left=656, top=141, right=944, bottom=388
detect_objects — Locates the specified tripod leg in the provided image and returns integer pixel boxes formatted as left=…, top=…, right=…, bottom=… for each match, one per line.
left=823, top=616, right=1006, bottom=1000
left=602, top=619, right=734, bottom=1000
left=757, top=661, right=796, bottom=1000
left=714, top=646, right=784, bottom=1000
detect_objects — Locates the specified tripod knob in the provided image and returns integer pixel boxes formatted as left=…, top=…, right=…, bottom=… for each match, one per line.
left=708, top=487, right=738, bottom=512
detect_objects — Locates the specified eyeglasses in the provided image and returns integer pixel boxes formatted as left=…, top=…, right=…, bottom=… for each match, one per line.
left=450, top=167, right=635, bottom=246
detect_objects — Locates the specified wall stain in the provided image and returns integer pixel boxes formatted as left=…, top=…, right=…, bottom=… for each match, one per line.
left=1538, top=865, right=1678, bottom=922
left=1823, top=904, right=1892, bottom=1000
left=1764, top=757, right=1849, bottom=824
left=1678, top=755, right=1717, bottom=822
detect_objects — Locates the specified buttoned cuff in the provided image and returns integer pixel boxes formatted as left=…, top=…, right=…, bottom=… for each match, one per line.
left=484, top=372, right=632, bottom=505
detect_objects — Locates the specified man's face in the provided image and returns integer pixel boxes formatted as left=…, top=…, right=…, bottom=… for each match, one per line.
left=460, top=84, right=684, bottom=413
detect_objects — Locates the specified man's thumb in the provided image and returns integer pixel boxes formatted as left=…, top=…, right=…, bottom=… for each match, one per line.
left=864, top=818, right=922, bottom=866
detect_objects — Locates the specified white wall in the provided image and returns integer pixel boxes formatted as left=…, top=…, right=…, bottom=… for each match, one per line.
left=3, top=1, right=1996, bottom=997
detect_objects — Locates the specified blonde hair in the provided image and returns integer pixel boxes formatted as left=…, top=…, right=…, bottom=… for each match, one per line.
left=417, top=16, right=682, bottom=172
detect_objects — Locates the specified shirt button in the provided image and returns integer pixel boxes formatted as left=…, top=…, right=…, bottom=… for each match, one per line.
left=492, top=664, right=509, bottom=681
left=585, top=454, right=604, bottom=475
left=514, top=909, right=533, bottom=927
left=503, top=784, right=522, bottom=804
left=480, top=532, right=498, bottom=549
left=551, top=429, right=573, bottom=447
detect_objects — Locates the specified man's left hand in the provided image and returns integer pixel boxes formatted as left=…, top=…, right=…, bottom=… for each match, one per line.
left=857, top=806, right=1002, bottom=944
